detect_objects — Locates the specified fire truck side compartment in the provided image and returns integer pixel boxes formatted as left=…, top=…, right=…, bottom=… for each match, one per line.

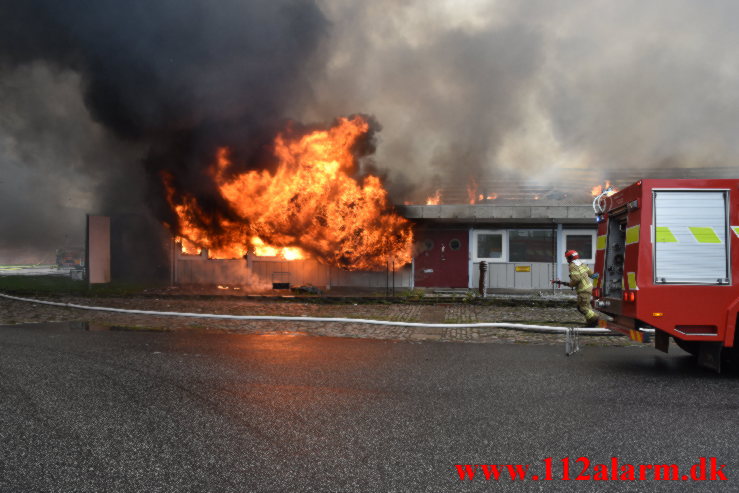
left=604, top=211, right=626, bottom=298
left=594, top=179, right=739, bottom=360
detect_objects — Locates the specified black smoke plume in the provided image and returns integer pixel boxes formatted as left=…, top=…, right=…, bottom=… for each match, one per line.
left=0, top=0, right=329, bottom=262
left=3, top=0, right=739, bottom=264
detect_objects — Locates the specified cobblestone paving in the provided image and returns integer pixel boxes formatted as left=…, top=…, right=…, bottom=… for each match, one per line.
left=0, top=296, right=639, bottom=347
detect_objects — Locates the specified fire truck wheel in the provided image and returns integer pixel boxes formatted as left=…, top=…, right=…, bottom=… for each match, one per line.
left=674, top=338, right=699, bottom=357
left=723, top=345, right=739, bottom=371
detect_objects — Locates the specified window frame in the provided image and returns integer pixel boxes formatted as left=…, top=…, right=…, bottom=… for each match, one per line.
left=562, top=230, right=597, bottom=263
left=473, top=229, right=507, bottom=262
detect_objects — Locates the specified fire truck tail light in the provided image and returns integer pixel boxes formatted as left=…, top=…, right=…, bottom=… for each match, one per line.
left=652, top=312, right=664, bottom=317
left=623, top=292, right=628, bottom=301
left=629, top=292, right=636, bottom=302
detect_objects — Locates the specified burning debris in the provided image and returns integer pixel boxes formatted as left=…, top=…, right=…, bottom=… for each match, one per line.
left=162, top=116, right=413, bottom=271
left=466, top=180, right=478, bottom=205
left=425, top=190, right=442, bottom=205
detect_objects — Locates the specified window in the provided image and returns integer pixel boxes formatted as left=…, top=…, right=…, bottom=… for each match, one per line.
left=508, top=230, right=555, bottom=262
left=478, top=234, right=502, bottom=258
left=564, top=231, right=596, bottom=262
left=474, top=231, right=505, bottom=261
left=449, top=238, right=462, bottom=251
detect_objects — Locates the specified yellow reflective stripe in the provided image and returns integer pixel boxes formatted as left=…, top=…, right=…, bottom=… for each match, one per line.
left=627, top=272, right=638, bottom=290
left=689, top=227, right=721, bottom=244
left=596, top=235, right=607, bottom=250
left=655, top=226, right=677, bottom=243
left=732, top=226, right=739, bottom=238
left=592, top=277, right=598, bottom=288
left=621, top=278, right=625, bottom=290
left=625, top=225, right=640, bottom=245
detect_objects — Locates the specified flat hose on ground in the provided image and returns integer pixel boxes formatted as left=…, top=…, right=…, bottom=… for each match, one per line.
left=0, top=292, right=617, bottom=334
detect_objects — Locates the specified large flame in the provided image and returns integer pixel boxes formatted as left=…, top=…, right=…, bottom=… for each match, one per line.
left=162, top=116, right=413, bottom=271
left=591, top=180, right=618, bottom=197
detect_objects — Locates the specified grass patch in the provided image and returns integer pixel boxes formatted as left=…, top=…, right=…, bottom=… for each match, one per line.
left=109, top=325, right=171, bottom=332
left=0, top=275, right=152, bottom=297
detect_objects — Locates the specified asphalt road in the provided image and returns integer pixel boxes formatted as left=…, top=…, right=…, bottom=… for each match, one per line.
left=1, top=323, right=737, bottom=492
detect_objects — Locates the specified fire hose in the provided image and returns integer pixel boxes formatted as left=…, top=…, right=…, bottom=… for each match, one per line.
left=0, top=292, right=612, bottom=334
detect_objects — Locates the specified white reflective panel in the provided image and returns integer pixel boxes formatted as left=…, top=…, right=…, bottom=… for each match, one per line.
left=654, top=191, right=728, bottom=284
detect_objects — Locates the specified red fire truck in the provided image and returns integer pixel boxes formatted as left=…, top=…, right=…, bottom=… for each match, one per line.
left=592, top=179, right=739, bottom=371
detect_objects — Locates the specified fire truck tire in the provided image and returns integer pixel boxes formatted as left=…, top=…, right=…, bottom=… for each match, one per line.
left=723, top=345, right=739, bottom=370
left=674, top=338, right=699, bottom=357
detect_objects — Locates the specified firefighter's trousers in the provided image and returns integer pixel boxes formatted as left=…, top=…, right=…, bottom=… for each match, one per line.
left=577, top=291, right=598, bottom=323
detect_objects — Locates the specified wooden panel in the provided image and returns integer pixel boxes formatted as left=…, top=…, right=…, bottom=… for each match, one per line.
left=87, top=215, right=111, bottom=284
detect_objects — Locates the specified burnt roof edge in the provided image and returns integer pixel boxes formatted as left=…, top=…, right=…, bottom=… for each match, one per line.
left=395, top=204, right=595, bottom=224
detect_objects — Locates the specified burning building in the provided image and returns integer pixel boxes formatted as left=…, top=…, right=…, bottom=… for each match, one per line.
left=84, top=164, right=737, bottom=292
left=400, top=167, right=739, bottom=291
left=162, top=115, right=415, bottom=291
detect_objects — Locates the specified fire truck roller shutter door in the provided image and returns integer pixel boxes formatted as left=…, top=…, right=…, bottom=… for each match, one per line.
left=653, top=191, right=728, bottom=284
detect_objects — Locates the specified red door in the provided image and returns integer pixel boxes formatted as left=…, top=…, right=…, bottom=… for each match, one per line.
left=414, top=229, right=469, bottom=288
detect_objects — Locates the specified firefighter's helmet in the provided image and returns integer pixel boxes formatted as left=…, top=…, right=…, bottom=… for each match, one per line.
left=565, top=249, right=579, bottom=262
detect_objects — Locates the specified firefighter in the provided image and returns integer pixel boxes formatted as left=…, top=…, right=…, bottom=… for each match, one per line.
left=563, top=249, right=599, bottom=327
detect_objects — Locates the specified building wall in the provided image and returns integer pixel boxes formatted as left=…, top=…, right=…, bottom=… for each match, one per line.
left=469, top=261, right=595, bottom=290
left=174, top=253, right=412, bottom=290
left=413, top=223, right=597, bottom=290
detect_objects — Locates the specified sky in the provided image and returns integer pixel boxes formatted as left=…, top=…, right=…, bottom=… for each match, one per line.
left=1, top=0, right=738, bottom=261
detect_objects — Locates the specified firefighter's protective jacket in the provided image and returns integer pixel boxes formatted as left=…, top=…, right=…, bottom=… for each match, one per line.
left=568, top=260, right=593, bottom=294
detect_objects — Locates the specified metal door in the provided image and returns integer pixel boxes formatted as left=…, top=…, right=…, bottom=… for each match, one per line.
left=414, top=230, right=469, bottom=288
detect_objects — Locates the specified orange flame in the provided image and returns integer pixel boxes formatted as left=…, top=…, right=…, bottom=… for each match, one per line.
left=162, top=116, right=413, bottom=271
left=250, top=237, right=304, bottom=260
left=467, top=180, right=478, bottom=205
left=591, top=180, right=618, bottom=197
left=425, top=189, right=442, bottom=205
